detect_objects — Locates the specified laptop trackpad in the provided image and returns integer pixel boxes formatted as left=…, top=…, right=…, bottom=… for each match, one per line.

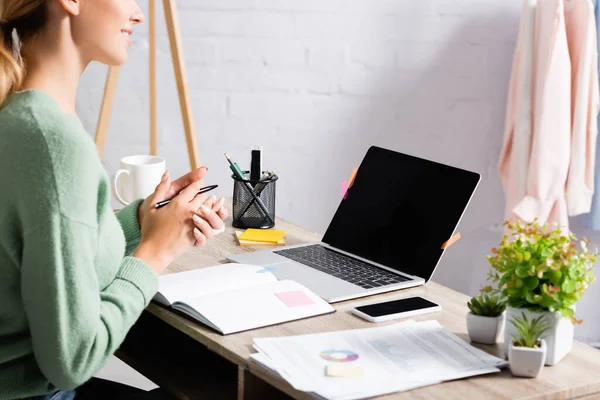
left=227, top=250, right=365, bottom=301
left=271, top=261, right=360, bottom=301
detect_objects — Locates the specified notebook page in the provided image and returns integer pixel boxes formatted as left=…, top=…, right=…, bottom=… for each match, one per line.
left=179, top=280, right=334, bottom=334
left=154, top=263, right=277, bottom=304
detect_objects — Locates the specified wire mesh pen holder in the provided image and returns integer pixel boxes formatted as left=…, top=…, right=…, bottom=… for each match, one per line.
left=232, top=171, right=278, bottom=229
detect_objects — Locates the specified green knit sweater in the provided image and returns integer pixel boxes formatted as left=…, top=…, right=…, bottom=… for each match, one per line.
left=0, top=90, right=158, bottom=399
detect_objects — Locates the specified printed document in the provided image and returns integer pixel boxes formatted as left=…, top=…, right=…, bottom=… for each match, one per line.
left=252, top=320, right=507, bottom=400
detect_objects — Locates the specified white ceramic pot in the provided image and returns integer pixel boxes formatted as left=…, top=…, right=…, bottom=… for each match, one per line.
left=504, top=306, right=573, bottom=366
left=466, top=312, right=506, bottom=345
left=509, top=339, right=547, bottom=378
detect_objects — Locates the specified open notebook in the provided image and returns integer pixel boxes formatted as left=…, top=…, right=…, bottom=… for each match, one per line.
left=153, top=263, right=335, bottom=335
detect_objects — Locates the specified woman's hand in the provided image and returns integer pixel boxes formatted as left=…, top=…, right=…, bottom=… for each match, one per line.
left=133, top=170, right=208, bottom=275
left=191, top=195, right=229, bottom=247
left=138, top=167, right=208, bottom=229
left=212, top=196, right=229, bottom=220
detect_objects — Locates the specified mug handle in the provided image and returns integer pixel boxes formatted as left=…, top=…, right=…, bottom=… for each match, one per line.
left=113, top=169, right=130, bottom=206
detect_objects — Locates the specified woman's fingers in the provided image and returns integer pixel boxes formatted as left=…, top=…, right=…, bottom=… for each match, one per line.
left=208, top=197, right=228, bottom=220
left=193, top=214, right=215, bottom=240
left=149, top=171, right=171, bottom=204
left=217, top=205, right=228, bottom=220
left=196, top=205, right=224, bottom=230
left=190, top=195, right=226, bottom=244
left=175, top=179, right=204, bottom=205
left=189, top=191, right=211, bottom=210
left=165, top=166, right=208, bottom=199
left=193, top=227, right=207, bottom=247
left=212, top=197, right=225, bottom=212
left=203, top=195, right=217, bottom=210
left=193, top=193, right=208, bottom=207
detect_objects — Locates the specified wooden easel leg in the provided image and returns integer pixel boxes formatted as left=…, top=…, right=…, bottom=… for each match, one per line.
left=95, top=66, right=120, bottom=157
left=149, top=0, right=157, bottom=156
left=163, top=0, right=200, bottom=170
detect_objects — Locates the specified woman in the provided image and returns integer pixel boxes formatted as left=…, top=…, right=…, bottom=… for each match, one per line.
left=0, top=0, right=227, bottom=399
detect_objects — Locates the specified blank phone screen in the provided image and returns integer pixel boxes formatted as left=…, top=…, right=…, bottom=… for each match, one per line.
left=356, top=297, right=439, bottom=317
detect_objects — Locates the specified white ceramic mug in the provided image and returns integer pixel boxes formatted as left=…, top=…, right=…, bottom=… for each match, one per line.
left=113, top=155, right=166, bottom=206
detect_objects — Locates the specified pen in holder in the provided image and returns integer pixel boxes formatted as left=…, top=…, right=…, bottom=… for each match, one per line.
left=232, top=171, right=278, bottom=229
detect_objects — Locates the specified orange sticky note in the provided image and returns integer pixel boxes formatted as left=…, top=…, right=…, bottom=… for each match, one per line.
left=441, top=232, right=461, bottom=249
left=342, top=180, right=348, bottom=199
left=348, top=168, right=358, bottom=188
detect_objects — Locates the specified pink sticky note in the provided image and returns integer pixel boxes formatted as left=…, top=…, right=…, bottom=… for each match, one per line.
left=275, top=291, right=315, bottom=307
left=342, top=180, right=348, bottom=199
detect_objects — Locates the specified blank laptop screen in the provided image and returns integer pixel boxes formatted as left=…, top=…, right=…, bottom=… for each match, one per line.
left=322, top=146, right=480, bottom=281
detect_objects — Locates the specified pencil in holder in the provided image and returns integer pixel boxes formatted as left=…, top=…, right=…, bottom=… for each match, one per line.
left=232, top=171, right=278, bottom=229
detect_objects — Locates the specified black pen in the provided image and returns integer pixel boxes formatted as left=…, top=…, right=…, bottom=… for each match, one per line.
left=154, top=184, right=219, bottom=209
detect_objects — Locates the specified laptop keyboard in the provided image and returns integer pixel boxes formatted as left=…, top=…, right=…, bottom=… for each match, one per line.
left=274, top=245, right=409, bottom=289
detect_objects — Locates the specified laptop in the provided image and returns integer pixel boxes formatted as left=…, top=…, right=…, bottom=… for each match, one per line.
left=228, top=146, right=481, bottom=303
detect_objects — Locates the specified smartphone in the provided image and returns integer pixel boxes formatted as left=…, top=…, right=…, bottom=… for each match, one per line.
left=351, top=297, right=441, bottom=323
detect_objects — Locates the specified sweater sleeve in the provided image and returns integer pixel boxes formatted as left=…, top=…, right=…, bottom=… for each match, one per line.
left=115, top=198, right=144, bottom=256
left=20, top=214, right=157, bottom=390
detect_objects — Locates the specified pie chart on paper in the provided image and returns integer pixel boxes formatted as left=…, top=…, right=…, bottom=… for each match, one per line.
left=319, top=349, right=359, bottom=363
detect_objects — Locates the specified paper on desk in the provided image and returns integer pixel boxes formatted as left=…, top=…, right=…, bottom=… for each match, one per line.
left=252, top=351, right=441, bottom=400
left=252, top=320, right=418, bottom=393
left=251, top=351, right=418, bottom=400
left=252, top=320, right=506, bottom=400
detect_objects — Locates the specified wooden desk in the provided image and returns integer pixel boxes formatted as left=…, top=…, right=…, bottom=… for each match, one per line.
left=117, top=201, right=600, bottom=400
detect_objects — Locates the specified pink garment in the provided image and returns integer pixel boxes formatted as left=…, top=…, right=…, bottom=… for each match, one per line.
left=500, top=0, right=572, bottom=231
left=564, top=0, right=600, bottom=216
left=500, top=0, right=536, bottom=219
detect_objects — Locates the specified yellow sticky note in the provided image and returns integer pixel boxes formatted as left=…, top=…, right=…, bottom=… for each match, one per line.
left=325, top=364, right=363, bottom=378
left=234, top=231, right=286, bottom=246
left=238, top=228, right=287, bottom=243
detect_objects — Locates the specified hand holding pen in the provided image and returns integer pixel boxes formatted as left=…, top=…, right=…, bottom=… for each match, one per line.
left=134, top=168, right=227, bottom=275
left=193, top=193, right=228, bottom=243
left=154, top=184, right=218, bottom=208
left=139, top=166, right=227, bottom=244
left=153, top=177, right=226, bottom=237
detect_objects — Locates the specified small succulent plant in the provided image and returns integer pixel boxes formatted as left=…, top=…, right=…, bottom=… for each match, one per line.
left=511, top=312, right=551, bottom=348
left=467, top=293, right=507, bottom=317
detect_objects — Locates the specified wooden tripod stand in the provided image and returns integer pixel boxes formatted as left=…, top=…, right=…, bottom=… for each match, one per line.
left=94, top=0, right=200, bottom=170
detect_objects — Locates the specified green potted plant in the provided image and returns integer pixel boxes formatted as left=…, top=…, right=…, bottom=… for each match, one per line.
left=509, top=312, right=551, bottom=378
left=466, top=293, right=506, bottom=344
left=484, top=220, right=596, bottom=365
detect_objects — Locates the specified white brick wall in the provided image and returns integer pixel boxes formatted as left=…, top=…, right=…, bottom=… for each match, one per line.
left=76, top=0, right=600, bottom=341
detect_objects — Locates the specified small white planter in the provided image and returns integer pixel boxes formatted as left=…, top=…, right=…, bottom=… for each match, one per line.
left=466, top=312, right=505, bottom=344
left=509, top=339, right=547, bottom=378
left=504, top=306, right=573, bottom=366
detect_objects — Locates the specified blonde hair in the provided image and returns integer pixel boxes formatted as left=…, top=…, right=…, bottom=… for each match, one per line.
left=0, top=0, right=46, bottom=106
